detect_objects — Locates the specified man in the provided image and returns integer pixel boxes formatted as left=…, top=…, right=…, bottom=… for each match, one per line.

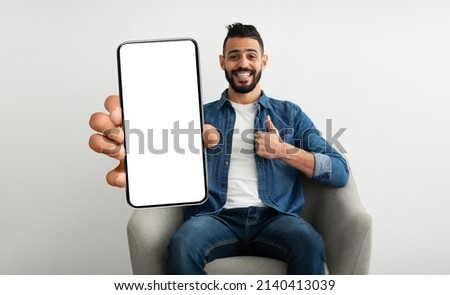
left=89, top=23, right=349, bottom=275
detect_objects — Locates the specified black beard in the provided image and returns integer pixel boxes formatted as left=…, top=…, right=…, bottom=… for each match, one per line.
left=225, top=68, right=262, bottom=94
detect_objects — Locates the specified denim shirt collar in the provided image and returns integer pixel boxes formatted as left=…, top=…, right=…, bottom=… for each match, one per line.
left=216, top=89, right=271, bottom=110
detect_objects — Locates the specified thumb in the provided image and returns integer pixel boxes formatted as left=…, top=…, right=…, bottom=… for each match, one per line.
left=203, top=124, right=220, bottom=148
left=266, top=115, right=277, bottom=133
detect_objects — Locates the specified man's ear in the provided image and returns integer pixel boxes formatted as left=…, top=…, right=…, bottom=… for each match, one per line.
left=262, top=54, right=268, bottom=70
left=219, top=55, right=225, bottom=70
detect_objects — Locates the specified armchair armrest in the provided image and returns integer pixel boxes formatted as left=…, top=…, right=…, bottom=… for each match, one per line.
left=302, top=166, right=372, bottom=274
left=127, top=207, right=184, bottom=274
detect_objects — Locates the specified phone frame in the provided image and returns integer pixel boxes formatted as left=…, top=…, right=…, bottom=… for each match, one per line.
left=117, top=38, right=208, bottom=208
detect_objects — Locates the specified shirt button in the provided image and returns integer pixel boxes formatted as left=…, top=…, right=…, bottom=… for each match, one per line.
left=224, top=161, right=229, bottom=166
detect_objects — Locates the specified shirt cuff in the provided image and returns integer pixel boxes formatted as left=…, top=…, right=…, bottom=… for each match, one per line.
left=313, top=153, right=332, bottom=177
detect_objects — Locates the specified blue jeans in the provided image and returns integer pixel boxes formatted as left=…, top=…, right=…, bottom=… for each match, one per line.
left=167, top=207, right=325, bottom=275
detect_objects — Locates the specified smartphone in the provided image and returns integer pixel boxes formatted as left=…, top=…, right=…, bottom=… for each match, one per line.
left=117, top=38, right=208, bottom=208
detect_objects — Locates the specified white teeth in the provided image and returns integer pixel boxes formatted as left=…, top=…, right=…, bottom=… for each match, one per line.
left=237, top=72, right=251, bottom=78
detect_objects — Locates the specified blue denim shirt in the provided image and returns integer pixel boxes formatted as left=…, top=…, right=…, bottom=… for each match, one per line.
left=184, top=90, right=349, bottom=219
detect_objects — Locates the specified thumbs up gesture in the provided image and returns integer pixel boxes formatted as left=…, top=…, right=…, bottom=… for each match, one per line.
left=255, top=115, right=284, bottom=159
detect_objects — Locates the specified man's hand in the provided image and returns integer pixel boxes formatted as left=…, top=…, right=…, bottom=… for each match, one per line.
left=203, top=124, right=220, bottom=148
left=89, top=95, right=220, bottom=188
left=255, top=115, right=284, bottom=159
left=256, top=115, right=315, bottom=178
left=89, top=95, right=127, bottom=187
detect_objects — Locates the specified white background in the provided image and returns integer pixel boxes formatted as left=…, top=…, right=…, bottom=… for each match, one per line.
left=1, top=0, right=449, bottom=274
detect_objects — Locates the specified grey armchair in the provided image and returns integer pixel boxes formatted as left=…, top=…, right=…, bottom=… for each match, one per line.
left=126, top=158, right=372, bottom=275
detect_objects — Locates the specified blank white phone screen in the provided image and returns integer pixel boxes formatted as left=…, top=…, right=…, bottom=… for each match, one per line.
left=117, top=39, right=207, bottom=208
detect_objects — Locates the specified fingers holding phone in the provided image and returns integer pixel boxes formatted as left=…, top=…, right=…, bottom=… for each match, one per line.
left=89, top=95, right=126, bottom=187
left=106, top=160, right=126, bottom=188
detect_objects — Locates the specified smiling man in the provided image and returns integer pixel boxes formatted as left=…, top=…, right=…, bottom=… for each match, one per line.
left=89, top=23, right=349, bottom=275
left=167, top=23, right=349, bottom=275
left=222, top=37, right=265, bottom=96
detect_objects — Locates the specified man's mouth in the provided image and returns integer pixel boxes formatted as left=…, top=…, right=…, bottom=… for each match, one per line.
left=233, top=70, right=253, bottom=79
left=236, top=71, right=252, bottom=78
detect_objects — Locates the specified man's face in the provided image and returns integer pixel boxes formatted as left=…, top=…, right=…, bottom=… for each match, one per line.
left=220, top=37, right=268, bottom=94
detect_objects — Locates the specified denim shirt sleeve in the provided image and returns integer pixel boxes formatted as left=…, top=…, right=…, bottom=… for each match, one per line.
left=293, top=105, right=349, bottom=187
left=312, top=153, right=331, bottom=177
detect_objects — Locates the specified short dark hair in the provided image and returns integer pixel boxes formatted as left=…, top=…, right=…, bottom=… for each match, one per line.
left=222, top=22, right=264, bottom=54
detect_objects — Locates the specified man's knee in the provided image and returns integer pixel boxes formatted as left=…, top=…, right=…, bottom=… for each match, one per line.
left=272, top=216, right=324, bottom=252
left=168, top=216, right=210, bottom=252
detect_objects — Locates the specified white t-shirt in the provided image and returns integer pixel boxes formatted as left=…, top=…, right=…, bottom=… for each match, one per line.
left=224, top=101, right=266, bottom=209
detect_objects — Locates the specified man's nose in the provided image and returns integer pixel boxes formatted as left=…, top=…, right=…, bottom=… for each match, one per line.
left=237, top=57, right=250, bottom=68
